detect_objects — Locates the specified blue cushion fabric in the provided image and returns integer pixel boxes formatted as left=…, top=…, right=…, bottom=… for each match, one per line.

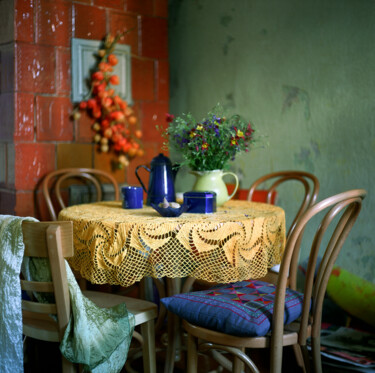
left=161, top=280, right=304, bottom=337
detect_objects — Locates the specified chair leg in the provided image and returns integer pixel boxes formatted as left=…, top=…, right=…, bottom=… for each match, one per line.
left=270, top=345, right=283, bottom=373
left=311, top=336, right=323, bottom=373
left=164, top=310, right=180, bottom=373
left=187, top=332, right=198, bottom=373
left=300, top=345, right=311, bottom=373
left=140, top=320, right=157, bottom=373
left=233, top=348, right=245, bottom=373
left=292, top=344, right=308, bottom=372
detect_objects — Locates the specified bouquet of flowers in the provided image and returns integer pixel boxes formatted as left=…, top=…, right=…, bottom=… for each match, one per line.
left=162, top=104, right=256, bottom=171
left=72, top=32, right=143, bottom=169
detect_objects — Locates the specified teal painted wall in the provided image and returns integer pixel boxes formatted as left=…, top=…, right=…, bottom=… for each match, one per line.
left=168, top=0, right=375, bottom=282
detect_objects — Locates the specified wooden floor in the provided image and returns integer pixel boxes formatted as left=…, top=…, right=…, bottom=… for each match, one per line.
left=24, top=327, right=369, bottom=373
left=24, top=335, right=305, bottom=373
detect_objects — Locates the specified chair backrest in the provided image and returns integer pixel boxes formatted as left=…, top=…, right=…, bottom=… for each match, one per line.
left=271, top=189, right=366, bottom=360
left=247, top=171, right=320, bottom=238
left=21, top=221, right=74, bottom=341
left=42, top=168, right=120, bottom=220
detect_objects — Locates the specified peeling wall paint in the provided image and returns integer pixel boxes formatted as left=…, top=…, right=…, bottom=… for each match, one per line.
left=282, top=85, right=310, bottom=120
left=169, top=0, right=375, bottom=283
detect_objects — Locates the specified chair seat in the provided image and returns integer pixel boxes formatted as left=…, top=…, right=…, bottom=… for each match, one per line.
left=161, top=280, right=305, bottom=337
left=183, top=320, right=303, bottom=349
left=82, top=290, right=158, bottom=326
left=23, top=291, right=158, bottom=344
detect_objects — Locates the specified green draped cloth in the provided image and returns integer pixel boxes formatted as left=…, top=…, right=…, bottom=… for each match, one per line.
left=0, top=215, right=135, bottom=373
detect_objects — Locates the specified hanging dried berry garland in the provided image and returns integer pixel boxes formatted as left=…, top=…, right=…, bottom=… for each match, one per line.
left=72, top=33, right=143, bottom=169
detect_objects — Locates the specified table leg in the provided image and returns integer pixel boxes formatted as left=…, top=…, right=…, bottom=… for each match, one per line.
left=164, top=277, right=182, bottom=373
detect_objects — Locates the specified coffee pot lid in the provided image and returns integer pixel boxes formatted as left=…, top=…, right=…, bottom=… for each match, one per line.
left=151, top=153, right=172, bottom=166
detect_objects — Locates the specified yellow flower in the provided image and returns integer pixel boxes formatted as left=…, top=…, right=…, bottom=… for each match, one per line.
left=190, top=131, right=196, bottom=138
left=196, top=124, right=203, bottom=131
left=237, top=130, right=244, bottom=138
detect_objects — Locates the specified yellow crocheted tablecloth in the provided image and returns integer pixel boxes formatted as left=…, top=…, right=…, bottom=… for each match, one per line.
left=58, top=200, right=286, bottom=287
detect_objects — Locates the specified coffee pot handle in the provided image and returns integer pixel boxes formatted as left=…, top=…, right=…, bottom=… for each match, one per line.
left=135, top=165, right=151, bottom=193
left=222, top=171, right=239, bottom=201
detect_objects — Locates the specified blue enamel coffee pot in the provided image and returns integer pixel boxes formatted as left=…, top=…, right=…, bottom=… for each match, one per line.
left=135, top=153, right=177, bottom=205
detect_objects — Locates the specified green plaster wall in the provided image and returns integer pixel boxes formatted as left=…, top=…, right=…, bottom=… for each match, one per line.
left=168, top=0, right=375, bottom=283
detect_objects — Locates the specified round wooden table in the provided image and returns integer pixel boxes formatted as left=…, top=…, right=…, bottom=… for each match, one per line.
left=59, top=199, right=286, bottom=372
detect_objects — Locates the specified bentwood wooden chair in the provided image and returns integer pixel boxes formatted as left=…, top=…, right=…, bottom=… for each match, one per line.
left=42, top=168, right=120, bottom=221
left=247, top=171, right=320, bottom=238
left=247, top=171, right=320, bottom=284
left=21, top=221, right=157, bottom=373
left=162, top=189, right=366, bottom=373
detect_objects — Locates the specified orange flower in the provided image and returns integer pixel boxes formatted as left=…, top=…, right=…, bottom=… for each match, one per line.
left=113, top=95, right=123, bottom=105
left=92, top=71, right=104, bottom=81
left=119, top=101, right=127, bottom=110
left=110, top=111, right=125, bottom=121
left=101, top=144, right=109, bottom=153
left=135, top=130, right=142, bottom=139
left=92, top=107, right=101, bottom=118
left=118, top=155, right=129, bottom=167
left=87, top=99, right=97, bottom=109
left=73, top=32, right=142, bottom=169
left=115, top=123, right=124, bottom=132
left=73, top=111, right=81, bottom=120
left=92, top=122, right=101, bottom=131
left=124, top=107, right=133, bottom=117
left=93, top=82, right=107, bottom=94
left=97, top=90, right=108, bottom=99
left=101, top=119, right=110, bottom=128
left=109, top=75, right=120, bottom=85
left=108, top=54, right=118, bottom=66
left=128, top=147, right=137, bottom=157
left=99, top=62, right=113, bottom=72
left=122, top=142, right=132, bottom=153
left=102, top=97, right=113, bottom=108
left=128, top=115, right=137, bottom=125
left=137, top=149, right=144, bottom=157
left=114, top=143, right=122, bottom=151
left=104, top=128, right=113, bottom=138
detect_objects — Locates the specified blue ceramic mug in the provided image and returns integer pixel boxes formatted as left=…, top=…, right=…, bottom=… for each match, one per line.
left=122, top=186, right=143, bottom=209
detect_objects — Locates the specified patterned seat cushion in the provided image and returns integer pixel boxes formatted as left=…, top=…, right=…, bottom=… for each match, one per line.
left=161, top=280, right=304, bottom=337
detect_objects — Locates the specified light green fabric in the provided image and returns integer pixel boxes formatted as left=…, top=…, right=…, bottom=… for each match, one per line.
left=0, top=215, right=135, bottom=373
left=61, top=263, right=135, bottom=372
left=0, top=215, right=37, bottom=373
left=22, top=256, right=55, bottom=304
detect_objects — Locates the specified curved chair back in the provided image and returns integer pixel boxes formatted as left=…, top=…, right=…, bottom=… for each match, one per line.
left=176, top=189, right=365, bottom=373
left=247, top=171, right=320, bottom=238
left=271, top=189, right=366, bottom=372
left=22, top=221, right=74, bottom=342
left=21, top=220, right=157, bottom=372
left=42, top=168, right=120, bottom=221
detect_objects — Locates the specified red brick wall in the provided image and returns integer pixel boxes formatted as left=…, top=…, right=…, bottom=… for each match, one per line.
left=0, top=0, right=168, bottom=218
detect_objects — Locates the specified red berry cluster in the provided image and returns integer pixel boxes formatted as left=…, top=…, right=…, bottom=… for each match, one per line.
left=73, top=33, right=143, bottom=169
